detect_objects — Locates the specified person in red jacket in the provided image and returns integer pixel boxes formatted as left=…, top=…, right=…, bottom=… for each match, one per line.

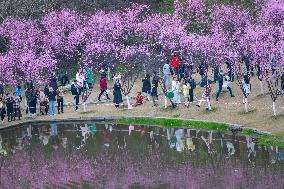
left=135, top=92, right=144, bottom=106
left=98, top=76, right=110, bottom=101
left=171, top=53, right=180, bottom=76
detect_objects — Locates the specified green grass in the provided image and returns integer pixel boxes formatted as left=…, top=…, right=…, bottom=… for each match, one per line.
left=115, top=117, right=229, bottom=130
left=242, top=127, right=255, bottom=135
left=115, top=117, right=284, bottom=147
left=258, top=135, right=284, bottom=147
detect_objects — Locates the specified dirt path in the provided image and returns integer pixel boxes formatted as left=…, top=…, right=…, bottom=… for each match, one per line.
left=2, top=75, right=284, bottom=135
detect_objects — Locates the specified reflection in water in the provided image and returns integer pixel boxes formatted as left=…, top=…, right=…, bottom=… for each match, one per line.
left=0, top=122, right=283, bottom=189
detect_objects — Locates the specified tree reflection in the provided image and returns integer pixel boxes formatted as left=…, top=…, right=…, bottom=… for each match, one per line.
left=0, top=123, right=282, bottom=188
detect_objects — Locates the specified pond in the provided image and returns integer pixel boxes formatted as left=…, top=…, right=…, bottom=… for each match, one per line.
left=0, top=122, right=283, bottom=189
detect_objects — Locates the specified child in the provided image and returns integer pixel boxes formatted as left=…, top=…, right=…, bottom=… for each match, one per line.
left=57, top=86, right=64, bottom=114
left=135, top=92, right=144, bottom=106
left=196, top=80, right=212, bottom=111
left=0, top=97, right=6, bottom=124
left=6, top=93, right=14, bottom=122
left=13, top=93, right=21, bottom=120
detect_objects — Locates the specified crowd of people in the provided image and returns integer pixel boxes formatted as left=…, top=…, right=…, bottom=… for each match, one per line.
left=0, top=51, right=284, bottom=124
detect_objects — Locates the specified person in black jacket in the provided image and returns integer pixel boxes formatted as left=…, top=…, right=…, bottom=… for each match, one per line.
left=188, top=77, right=196, bottom=104
left=71, top=80, right=80, bottom=111
left=6, top=93, right=14, bottom=122
left=44, top=85, right=49, bottom=96
left=178, top=59, right=185, bottom=81
left=28, top=89, right=38, bottom=116
left=0, top=81, right=4, bottom=98
left=113, top=79, right=123, bottom=108
left=216, top=72, right=224, bottom=101
left=49, top=77, right=58, bottom=91
left=0, top=97, right=6, bottom=123
left=216, top=72, right=235, bottom=101
left=142, top=74, right=151, bottom=101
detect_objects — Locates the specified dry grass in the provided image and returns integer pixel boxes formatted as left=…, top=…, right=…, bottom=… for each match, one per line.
left=3, top=75, right=284, bottom=135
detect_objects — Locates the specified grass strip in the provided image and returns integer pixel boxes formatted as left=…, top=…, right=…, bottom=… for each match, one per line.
left=115, top=117, right=284, bottom=147
left=115, top=117, right=229, bottom=130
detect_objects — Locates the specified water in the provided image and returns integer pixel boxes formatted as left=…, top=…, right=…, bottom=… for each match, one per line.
left=0, top=122, right=283, bottom=189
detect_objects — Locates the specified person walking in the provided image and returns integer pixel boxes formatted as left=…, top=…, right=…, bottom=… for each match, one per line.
left=172, top=76, right=181, bottom=105
left=15, top=83, right=22, bottom=101
left=50, top=76, right=58, bottom=91
left=13, top=93, right=21, bottom=120
left=0, top=97, right=6, bottom=124
left=113, top=79, right=123, bottom=108
left=39, top=90, right=48, bottom=115
left=242, top=74, right=251, bottom=104
left=188, top=76, right=197, bottom=104
left=151, top=72, right=159, bottom=106
left=197, top=80, right=212, bottom=111
left=182, top=79, right=190, bottom=106
left=44, top=85, right=49, bottom=96
left=71, top=80, right=80, bottom=111
left=142, top=74, right=151, bottom=101
left=57, top=86, right=64, bottom=114
left=81, top=81, right=89, bottom=102
left=216, top=72, right=235, bottom=101
left=98, top=76, right=110, bottom=101
left=28, top=89, right=38, bottom=116
left=0, top=81, right=4, bottom=98
left=151, top=84, right=158, bottom=107
left=48, top=87, right=56, bottom=116
left=86, top=67, right=94, bottom=89
left=171, top=53, right=180, bottom=76
left=76, top=68, right=85, bottom=95
left=6, top=93, right=14, bottom=122
left=178, top=59, right=185, bottom=81
left=163, top=62, right=171, bottom=90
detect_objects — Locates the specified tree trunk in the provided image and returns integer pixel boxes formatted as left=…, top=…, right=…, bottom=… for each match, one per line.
left=244, top=97, right=248, bottom=113
left=143, top=63, right=146, bottom=77
left=259, top=81, right=264, bottom=95
left=126, top=95, right=132, bottom=109
left=272, top=101, right=277, bottom=116
left=107, top=67, right=110, bottom=81
left=164, top=95, right=168, bottom=108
